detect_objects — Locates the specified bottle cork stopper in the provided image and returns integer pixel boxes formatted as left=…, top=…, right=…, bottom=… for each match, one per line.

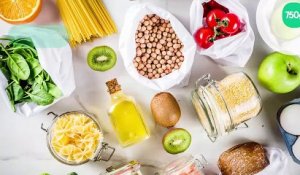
left=106, top=78, right=121, bottom=94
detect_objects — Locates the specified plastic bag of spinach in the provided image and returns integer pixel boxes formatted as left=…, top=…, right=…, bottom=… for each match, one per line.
left=0, top=26, right=75, bottom=116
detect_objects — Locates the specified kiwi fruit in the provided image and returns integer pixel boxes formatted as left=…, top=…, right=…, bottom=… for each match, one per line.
left=87, top=46, right=117, bottom=71
left=151, top=92, right=181, bottom=128
left=162, top=128, right=191, bottom=154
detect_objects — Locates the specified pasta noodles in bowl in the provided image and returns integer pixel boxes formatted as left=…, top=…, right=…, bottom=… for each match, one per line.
left=42, top=111, right=115, bottom=165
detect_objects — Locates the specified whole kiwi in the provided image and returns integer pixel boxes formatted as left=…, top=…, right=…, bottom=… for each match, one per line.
left=150, top=92, right=181, bottom=128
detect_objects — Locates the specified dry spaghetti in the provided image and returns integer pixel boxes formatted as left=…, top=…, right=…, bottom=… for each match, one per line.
left=56, top=0, right=117, bottom=47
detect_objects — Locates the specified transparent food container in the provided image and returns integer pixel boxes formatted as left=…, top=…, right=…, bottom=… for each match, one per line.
left=102, top=160, right=143, bottom=175
left=41, top=111, right=115, bottom=165
left=158, top=155, right=207, bottom=175
left=191, top=72, right=262, bottom=141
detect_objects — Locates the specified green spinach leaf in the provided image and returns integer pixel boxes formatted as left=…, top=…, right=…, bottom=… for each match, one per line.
left=28, top=89, right=54, bottom=106
left=47, top=83, right=62, bottom=98
left=7, top=54, right=30, bottom=80
left=11, top=82, right=24, bottom=101
left=5, top=85, right=15, bottom=112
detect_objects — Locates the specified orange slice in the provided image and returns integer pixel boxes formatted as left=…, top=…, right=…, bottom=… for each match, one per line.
left=0, top=0, right=42, bottom=24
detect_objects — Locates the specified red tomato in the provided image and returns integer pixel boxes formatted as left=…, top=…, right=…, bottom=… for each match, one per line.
left=220, top=13, right=241, bottom=35
left=194, top=27, right=215, bottom=49
left=206, top=9, right=226, bottom=28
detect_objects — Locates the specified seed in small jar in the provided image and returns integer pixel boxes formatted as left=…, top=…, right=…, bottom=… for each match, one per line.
left=160, top=59, right=166, bottom=64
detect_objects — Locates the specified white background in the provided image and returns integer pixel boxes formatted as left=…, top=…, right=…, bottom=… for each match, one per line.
left=0, top=0, right=300, bottom=174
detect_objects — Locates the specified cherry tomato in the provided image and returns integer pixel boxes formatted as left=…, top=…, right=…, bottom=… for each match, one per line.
left=220, top=13, right=241, bottom=35
left=206, top=9, right=226, bottom=28
left=194, top=27, right=215, bottom=49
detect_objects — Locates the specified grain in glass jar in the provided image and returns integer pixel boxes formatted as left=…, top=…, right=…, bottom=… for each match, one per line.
left=191, top=72, right=262, bottom=141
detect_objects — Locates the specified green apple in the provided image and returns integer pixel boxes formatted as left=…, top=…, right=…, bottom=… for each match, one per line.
left=258, top=52, right=300, bottom=94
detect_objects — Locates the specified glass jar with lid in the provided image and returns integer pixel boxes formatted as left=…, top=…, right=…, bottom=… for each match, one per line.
left=41, top=111, right=115, bottom=165
left=102, top=160, right=143, bottom=175
left=191, top=72, right=262, bottom=142
left=158, top=155, right=207, bottom=175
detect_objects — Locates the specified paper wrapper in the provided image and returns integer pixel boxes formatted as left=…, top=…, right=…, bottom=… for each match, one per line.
left=119, top=3, right=196, bottom=91
left=190, top=0, right=255, bottom=67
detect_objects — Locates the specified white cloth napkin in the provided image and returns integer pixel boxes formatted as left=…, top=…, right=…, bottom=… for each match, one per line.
left=257, top=147, right=288, bottom=175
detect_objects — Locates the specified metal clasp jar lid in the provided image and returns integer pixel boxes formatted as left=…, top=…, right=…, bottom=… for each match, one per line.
left=41, top=111, right=115, bottom=165
left=103, top=160, right=143, bottom=175
left=158, top=155, right=207, bottom=175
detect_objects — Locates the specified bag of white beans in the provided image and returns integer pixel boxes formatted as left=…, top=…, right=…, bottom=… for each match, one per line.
left=119, top=3, right=196, bottom=91
left=190, top=0, right=255, bottom=67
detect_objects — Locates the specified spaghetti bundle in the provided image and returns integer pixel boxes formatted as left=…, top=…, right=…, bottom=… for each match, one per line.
left=56, top=0, right=117, bottom=46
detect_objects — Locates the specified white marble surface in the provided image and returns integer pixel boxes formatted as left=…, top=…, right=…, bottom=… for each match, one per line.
left=0, top=0, right=300, bottom=174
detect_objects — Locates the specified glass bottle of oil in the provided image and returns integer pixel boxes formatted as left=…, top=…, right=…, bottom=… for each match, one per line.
left=106, top=79, right=150, bottom=147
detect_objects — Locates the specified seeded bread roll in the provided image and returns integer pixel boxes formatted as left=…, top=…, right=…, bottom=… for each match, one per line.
left=218, top=142, right=269, bottom=175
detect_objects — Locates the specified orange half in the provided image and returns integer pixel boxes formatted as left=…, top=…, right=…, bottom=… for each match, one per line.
left=0, top=0, right=42, bottom=24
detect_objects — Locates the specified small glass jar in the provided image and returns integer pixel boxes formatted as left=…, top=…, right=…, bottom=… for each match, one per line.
left=102, top=160, right=143, bottom=175
left=191, top=72, right=262, bottom=142
left=158, top=155, right=207, bottom=175
left=41, top=111, right=115, bottom=165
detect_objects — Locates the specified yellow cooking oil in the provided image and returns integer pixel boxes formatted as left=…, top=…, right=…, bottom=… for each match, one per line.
left=106, top=79, right=150, bottom=147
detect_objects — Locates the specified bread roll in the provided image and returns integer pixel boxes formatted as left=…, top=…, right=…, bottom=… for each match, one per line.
left=218, top=142, right=269, bottom=175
